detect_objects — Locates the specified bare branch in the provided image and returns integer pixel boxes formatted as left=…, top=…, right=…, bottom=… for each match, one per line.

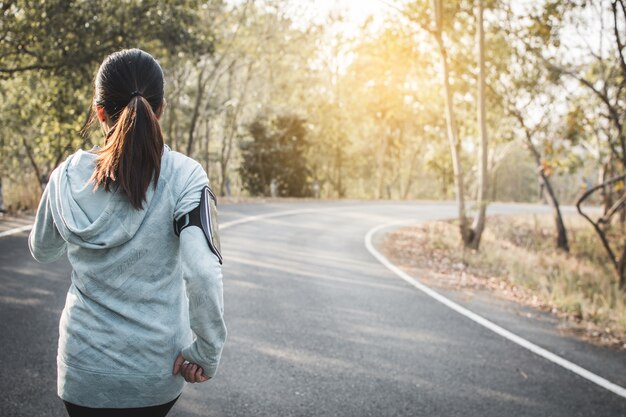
left=576, top=173, right=626, bottom=270
left=611, top=0, right=626, bottom=72
left=599, top=191, right=626, bottom=223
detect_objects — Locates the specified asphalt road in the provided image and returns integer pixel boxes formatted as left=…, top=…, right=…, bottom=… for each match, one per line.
left=1, top=201, right=625, bottom=416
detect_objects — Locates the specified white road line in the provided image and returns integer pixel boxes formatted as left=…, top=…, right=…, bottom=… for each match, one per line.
left=220, top=205, right=363, bottom=231
left=221, top=209, right=320, bottom=230
left=0, top=224, right=33, bottom=239
left=364, top=220, right=626, bottom=400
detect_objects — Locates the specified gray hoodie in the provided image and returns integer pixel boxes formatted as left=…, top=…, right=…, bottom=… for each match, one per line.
left=29, top=146, right=226, bottom=408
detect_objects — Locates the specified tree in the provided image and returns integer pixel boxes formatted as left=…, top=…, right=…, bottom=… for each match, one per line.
left=493, top=1, right=571, bottom=251
left=399, top=0, right=491, bottom=248
left=239, top=114, right=311, bottom=197
left=472, top=0, right=489, bottom=249
left=524, top=0, right=626, bottom=284
left=163, top=0, right=320, bottom=197
left=427, top=0, right=471, bottom=243
left=343, top=23, right=431, bottom=200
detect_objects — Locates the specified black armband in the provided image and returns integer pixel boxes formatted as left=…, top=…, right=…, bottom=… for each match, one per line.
left=174, top=186, right=223, bottom=264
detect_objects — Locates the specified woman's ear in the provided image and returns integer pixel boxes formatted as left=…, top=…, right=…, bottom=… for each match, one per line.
left=96, top=106, right=108, bottom=123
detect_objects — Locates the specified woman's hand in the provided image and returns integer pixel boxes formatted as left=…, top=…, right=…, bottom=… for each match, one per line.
left=172, top=353, right=211, bottom=383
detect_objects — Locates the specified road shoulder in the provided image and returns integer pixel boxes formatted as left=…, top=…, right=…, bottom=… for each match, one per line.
left=371, top=222, right=626, bottom=395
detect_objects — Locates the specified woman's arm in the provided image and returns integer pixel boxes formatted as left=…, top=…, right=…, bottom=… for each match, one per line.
left=177, top=225, right=227, bottom=378
left=29, top=184, right=67, bottom=263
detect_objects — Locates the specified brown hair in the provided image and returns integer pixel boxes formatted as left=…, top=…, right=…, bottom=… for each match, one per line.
left=87, top=49, right=165, bottom=210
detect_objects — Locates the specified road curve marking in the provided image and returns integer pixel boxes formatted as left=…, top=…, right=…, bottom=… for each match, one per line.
left=220, top=206, right=364, bottom=231
left=364, top=220, right=626, bottom=400
left=221, top=208, right=320, bottom=230
left=0, top=224, right=33, bottom=239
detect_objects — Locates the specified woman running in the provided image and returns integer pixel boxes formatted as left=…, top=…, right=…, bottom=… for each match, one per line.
left=29, top=48, right=226, bottom=417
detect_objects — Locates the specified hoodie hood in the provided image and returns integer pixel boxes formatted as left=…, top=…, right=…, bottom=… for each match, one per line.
left=48, top=149, right=156, bottom=249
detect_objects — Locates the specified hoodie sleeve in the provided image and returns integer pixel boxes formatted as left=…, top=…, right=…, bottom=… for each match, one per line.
left=179, top=226, right=227, bottom=377
left=29, top=182, right=67, bottom=263
left=175, top=161, right=227, bottom=377
left=174, top=161, right=208, bottom=221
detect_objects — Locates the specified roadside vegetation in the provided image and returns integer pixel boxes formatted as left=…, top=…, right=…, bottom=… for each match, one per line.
left=382, top=214, right=626, bottom=350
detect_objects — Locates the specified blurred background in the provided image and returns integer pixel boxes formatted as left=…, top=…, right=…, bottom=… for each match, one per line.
left=0, top=0, right=613, bottom=209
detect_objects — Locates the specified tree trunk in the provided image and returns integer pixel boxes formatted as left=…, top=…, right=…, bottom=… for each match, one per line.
left=0, top=177, right=5, bottom=213
left=219, top=66, right=235, bottom=197
left=23, top=137, right=44, bottom=190
left=467, top=0, right=489, bottom=250
left=335, top=146, right=344, bottom=198
left=491, top=169, right=498, bottom=201
left=434, top=32, right=469, bottom=242
left=402, top=149, right=420, bottom=200
left=219, top=61, right=253, bottom=196
left=541, top=171, right=569, bottom=251
left=526, top=135, right=569, bottom=252
left=186, top=65, right=208, bottom=157
left=377, top=133, right=389, bottom=199
left=600, top=162, right=610, bottom=216
left=203, top=118, right=211, bottom=176
left=619, top=243, right=626, bottom=288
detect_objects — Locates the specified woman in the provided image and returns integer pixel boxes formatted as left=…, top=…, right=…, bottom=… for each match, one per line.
left=29, top=49, right=227, bottom=416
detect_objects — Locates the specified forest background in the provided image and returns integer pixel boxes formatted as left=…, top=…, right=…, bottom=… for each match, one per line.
left=4, top=0, right=626, bottom=342
left=2, top=0, right=613, bottom=206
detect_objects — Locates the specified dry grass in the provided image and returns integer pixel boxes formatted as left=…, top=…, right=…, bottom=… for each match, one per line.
left=3, top=175, right=41, bottom=213
left=382, top=214, right=626, bottom=350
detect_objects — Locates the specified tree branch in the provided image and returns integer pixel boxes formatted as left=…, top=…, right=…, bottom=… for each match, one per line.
left=576, top=173, right=626, bottom=271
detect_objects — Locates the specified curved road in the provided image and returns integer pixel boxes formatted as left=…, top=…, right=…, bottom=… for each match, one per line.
left=1, top=201, right=625, bottom=416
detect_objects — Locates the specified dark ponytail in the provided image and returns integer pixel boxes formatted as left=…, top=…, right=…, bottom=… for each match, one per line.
left=88, top=49, right=165, bottom=210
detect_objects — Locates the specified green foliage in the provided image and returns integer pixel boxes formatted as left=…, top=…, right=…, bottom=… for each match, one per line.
left=239, top=114, right=311, bottom=197
left=0, top=0, right=212, bottom=77
left=0, top=0, right=213, bottom=194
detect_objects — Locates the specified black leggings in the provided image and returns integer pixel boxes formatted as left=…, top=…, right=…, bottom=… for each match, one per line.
left=63, top=394, right=180, bottom=417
